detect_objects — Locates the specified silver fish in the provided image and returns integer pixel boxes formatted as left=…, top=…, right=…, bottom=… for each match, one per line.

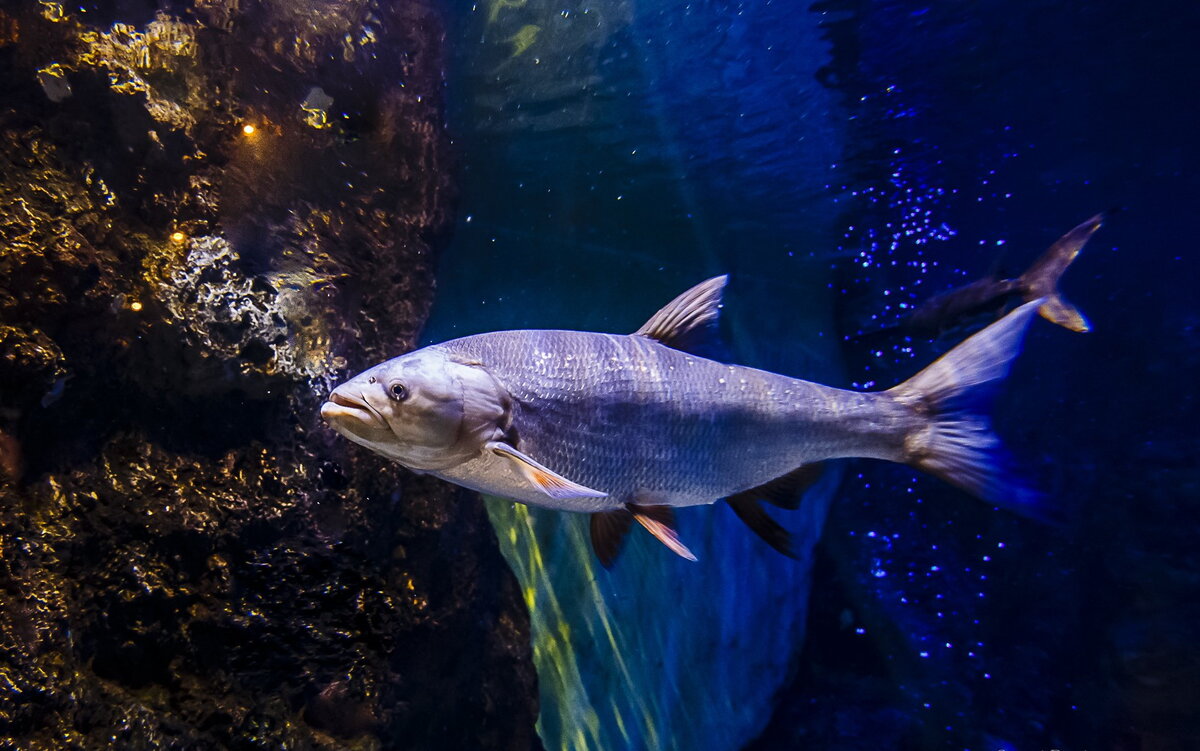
left=321, top=276, right=1042, bottom=565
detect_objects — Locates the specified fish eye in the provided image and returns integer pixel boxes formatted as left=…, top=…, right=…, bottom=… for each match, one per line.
left=368, top=376, right=376, bottom=384
left=389, top=382, right=408, bottom=401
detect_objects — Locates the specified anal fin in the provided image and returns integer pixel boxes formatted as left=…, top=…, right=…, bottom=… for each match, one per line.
left=590, top=509, right=634, bottom=568
left=725, top=463, right=824, bottom=558
left=733, top=462, right=825, bottom=510
left=629, top=504, right=697, bottom=562
left=726, top=496, right=795, bottom=558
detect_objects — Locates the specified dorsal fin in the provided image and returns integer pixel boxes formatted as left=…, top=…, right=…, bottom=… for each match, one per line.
left=633, top=275, right=727, bottom=355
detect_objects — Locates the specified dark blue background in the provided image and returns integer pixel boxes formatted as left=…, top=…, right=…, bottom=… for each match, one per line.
left=432, top=0, right=1199, bottom=747
left=755, top=1, right=1200, bottom=749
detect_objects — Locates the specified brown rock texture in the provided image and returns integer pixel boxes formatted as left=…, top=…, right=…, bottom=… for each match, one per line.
left=0, top=2, right=539, bottom=748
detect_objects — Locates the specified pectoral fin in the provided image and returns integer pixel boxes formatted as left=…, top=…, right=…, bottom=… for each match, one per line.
left=629, top=504, right=698, bottom=562
left=486, top=441, right=608, bottom=501
left=590, top=509, right=634, bottom=568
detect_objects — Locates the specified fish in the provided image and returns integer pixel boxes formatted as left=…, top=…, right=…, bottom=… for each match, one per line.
left=887, top=214, right=1103, bottom=339
left=321, top=275, right=1045, bottom=566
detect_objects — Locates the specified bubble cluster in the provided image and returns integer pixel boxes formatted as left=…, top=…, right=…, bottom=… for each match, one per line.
left=825, top=80, right=1035, bottom=742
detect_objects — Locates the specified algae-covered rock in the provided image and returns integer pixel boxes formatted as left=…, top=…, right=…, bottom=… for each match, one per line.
left=0, top=2, right=539, bottom=748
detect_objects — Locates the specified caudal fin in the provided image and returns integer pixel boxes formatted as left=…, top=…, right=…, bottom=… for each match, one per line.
left=1020, top=214, right=1103, bottom=332
left=887, top=301, right=1042, bottom=515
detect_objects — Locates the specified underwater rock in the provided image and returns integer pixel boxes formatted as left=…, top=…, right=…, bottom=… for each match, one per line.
left=0, top=2, right=539, bottom=748
left=145, top=233, right=323, bottom=397
left=0, top=324, right=67, bottom=406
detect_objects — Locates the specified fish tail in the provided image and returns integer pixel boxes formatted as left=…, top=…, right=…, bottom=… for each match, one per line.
left=1019, top=213, right=1103, bottom=333
left=886, top=300, right=1042, bottom=516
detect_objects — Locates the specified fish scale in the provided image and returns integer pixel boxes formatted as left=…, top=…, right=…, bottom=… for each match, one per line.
left=434, top=329, right=904, bottom=508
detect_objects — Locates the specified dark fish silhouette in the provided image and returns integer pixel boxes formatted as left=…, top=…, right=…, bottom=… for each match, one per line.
left=901, top=214, right=1103, bottom=337
left=322, top=276, right=1046, bottom=566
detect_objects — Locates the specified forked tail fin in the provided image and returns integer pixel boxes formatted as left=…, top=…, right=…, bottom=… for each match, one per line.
left=1020, top=213, right=1103, bottom=332
left=887, top=301, right=1042, bottom=515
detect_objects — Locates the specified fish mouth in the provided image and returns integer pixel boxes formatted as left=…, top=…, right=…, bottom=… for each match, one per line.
left=329, top=392, right=362, bottom=409
left=320, top=390, right=387, bottom=431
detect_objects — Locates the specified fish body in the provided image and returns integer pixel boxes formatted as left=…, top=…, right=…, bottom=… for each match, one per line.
left=903, top=276, right=1025, bottom=337
left=322, top=275, right=1042, bottom=563
left=427, top=330, right=908, bottom=512
left=897, top=214, right=1103, bottom=338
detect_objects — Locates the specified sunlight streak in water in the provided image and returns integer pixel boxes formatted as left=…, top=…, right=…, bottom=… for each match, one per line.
left=488, top=501, right=653, bottom=750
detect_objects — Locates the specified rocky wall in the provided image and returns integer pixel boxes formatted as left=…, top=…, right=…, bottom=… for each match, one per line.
left=0, top=2, right=539, bottom=748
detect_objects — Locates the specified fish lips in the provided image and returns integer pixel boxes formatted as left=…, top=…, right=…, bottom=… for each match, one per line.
left=320, top=391, right=390, bottom=438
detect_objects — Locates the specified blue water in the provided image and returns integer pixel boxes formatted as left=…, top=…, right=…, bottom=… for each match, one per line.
left=424, top=0, right=1199, bottom=749
left=427, top=3, right=846, bottom=748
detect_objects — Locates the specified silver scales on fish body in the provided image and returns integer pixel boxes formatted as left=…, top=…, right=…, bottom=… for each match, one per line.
left=321, top=275, right=1053, bottom=565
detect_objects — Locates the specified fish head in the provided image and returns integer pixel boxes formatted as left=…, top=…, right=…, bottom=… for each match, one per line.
left=320, top=347, right=509, bottom=471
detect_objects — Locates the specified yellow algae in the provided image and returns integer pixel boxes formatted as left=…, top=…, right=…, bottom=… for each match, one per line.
left=487, top=0, right=528, bottom=25
left=507, top=24, right=541, bottom=57
left=37, top=62, right=66, bottom=78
